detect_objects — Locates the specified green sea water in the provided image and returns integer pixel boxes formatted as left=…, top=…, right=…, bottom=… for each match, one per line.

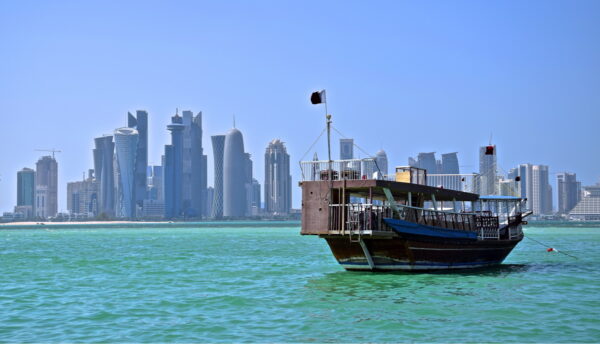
left=1, top=223, right=598, bottom=343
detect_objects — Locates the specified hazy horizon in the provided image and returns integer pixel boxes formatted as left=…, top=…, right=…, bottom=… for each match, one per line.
left=1, top=1, right=599, bottom=213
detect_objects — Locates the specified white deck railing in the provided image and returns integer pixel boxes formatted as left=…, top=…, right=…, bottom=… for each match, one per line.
left=300, top=159, right=389, bottom=181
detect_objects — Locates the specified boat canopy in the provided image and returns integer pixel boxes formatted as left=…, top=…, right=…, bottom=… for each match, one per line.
left=300, top=179, right=479, bottom=202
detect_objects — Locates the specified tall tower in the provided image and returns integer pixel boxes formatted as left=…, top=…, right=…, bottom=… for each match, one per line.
left=532, top=165, right=552, bottom=215
left=557, top=172, right=579, bottom=214
left=35, top=156, right=58, bottom=218
left=94, top=135, right=115, bottom=217
left=339, top=138, right=354, bottom=160
left=417, top=152, right=437, bottom=174
left=181, top=110, right=207, bottom=217
left=164, top=112, right=185, bottom=219
left=479, top=145, right=497, bottom=195
left=441, top=152, right=459, bottom=174
left=17, top=167, right=35, bottom=218
left=223, top=128, right=247, bottom=217
left=211, top=135, right=226, bottom=218
left=375, top=150, right=388, bottom=176
left=114, top=127, right=139, bottom=218
left=128, top=110, right=148, bottom=214
left=264, top=139, right=291, bottom=215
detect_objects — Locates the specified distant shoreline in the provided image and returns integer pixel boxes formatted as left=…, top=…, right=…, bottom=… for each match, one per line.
left=1, top=219, right=599, bottom=230
left=0, top=220, right=301, bottom=230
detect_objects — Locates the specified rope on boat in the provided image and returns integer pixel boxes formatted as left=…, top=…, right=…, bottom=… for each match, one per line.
left=331, top=125, right=384, bottom=175
left=298, top=127, right=327, bottom=162
left=525, top=235, right=578, bottom=260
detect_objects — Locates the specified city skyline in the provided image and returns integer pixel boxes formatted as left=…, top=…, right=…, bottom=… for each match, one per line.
left=2, top=108, right=599, bottom=217
left=1, top=1, right=599, bottom=213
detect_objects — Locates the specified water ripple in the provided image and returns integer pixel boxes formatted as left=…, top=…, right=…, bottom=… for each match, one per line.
left=0, top=225, right=598, bottom=342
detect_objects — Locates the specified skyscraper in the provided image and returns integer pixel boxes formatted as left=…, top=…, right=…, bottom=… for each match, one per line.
left=16, top=167, right=35, bottom=218
left=223, top=128, right=247, bottom=217
left=557, top=172, right=579, bottom=214
left=181, top=110, right=207, bottom=217
left=114, top=127, right=139, bottom=218
left=211, top=135, right=226, bottom=219
left=94, top=135, right=115, bottom=217
left=251, top=178, right=261, bottom=215
left=148, top=165, right=163, bottom=201
left=164, top=113, right=185, bottom=219
left=408, top=152, right=437, bottom=174
left=67, top=170, right=97, bottom=216
left=264, top=139, right=291, bottom=214
left=244, top=152, right=254, bottom=216
left=206, top=186, right=214, bottom=218
left=569, top=184, right=600, bottom=221
left=517, top=163, right=531, bottom=201
left=35, top=156, right=58, bottom=219
left=479, top=145, right=497, bottom=195
left=441, top=152, right=460, bottom=174
left=340, top=138, right=354, bottom=160
left=375, top=150, right=388, bottom=176
left=531, top=164, right=552, bottom=215
left=128, top=110, right=148, bottom=216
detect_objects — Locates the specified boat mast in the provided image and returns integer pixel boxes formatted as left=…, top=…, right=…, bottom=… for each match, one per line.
left=326, top=111, right=332, bottom=181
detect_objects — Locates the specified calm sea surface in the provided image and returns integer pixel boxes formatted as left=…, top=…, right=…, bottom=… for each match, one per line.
left=1, top=223, right=598, bottom=343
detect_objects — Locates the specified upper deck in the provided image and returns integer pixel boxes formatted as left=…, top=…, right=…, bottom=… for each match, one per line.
left=300, top=159, right=481, bottom=235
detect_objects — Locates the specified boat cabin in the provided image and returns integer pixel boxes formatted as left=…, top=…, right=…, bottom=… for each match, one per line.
left=300, top=159, right=527, bottom=241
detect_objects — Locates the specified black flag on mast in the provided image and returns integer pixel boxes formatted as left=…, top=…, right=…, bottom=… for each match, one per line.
left=311, top=90, right=326, bottom=104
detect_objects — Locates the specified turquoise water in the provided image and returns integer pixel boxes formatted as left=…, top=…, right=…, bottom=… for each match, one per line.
left=1, top=224, right=598, bottom=342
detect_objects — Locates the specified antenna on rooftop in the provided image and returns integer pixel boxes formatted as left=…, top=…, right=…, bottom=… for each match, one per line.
left=35, top=149, right=62, bottom=159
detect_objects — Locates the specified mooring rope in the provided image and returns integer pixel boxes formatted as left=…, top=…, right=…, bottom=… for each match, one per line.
left=525, top=235, right=579, bottom=260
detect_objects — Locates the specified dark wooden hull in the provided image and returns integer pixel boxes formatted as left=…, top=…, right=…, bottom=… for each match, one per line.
left=323, top=233, right=522, bottom=271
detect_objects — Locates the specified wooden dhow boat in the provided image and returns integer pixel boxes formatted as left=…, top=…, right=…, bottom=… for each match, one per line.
left=301, top=91, right=531, bottom=271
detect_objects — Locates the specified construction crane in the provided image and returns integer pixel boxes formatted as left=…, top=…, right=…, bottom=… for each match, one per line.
left=35, top=149, right=62, bottom=159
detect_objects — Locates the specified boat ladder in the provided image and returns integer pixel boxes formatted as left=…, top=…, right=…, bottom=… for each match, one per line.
left=346, top=209, right=362, bottom=242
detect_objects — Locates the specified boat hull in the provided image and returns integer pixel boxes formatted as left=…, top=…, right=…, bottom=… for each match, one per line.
left=323, top=234, right=522, bottom=271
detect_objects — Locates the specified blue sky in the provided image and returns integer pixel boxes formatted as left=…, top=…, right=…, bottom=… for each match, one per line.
left=1, top=0, right=599, bottom=212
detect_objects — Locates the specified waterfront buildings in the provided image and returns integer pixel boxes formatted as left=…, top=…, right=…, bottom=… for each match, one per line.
left=513, top=164, right=553, bottom=215
left=206, top=186, right=214, bottom=218
left=569, top=184, right=600, bottom=221
left=164, top=112, right=185, bottom=219
left=557, top=172, right=581, bottom=214
left=340, top=138, right=354, bottom=160
left=35, top=155, right=58, bottom=219
left=114, top=127, right=139, bottom=218
left=67, top=170, right=97, bottom=216
left=531, top=165, right=552, bottom=215
left=409, top=152, right=461, bottom=190
left=264, top=139, right=291, bottom=215
left=181, top=110, right=207, bottom=217
left=148, top=165, right=163, bottom=202
left=223, top=128, right=247, bottom=217
left=441, top=152, right=460, bottom=174
left=141, top=199, right=165, bottom=219
left=93, top=135, right=115, bottom=217
left=128, top=111, right=148, bottom=216
left=375, top=150, right=389, bottom=176
left=479, top=145, right=497, bottom=195
left=211, top=135, right=226, bottom=218
left=250, top=178, right=261, bottom=216
left=409, top=152, right=437, bottom=174
left=16, top=168, right=35, bottom=218
left=243, top=152, right=255, bottom=216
